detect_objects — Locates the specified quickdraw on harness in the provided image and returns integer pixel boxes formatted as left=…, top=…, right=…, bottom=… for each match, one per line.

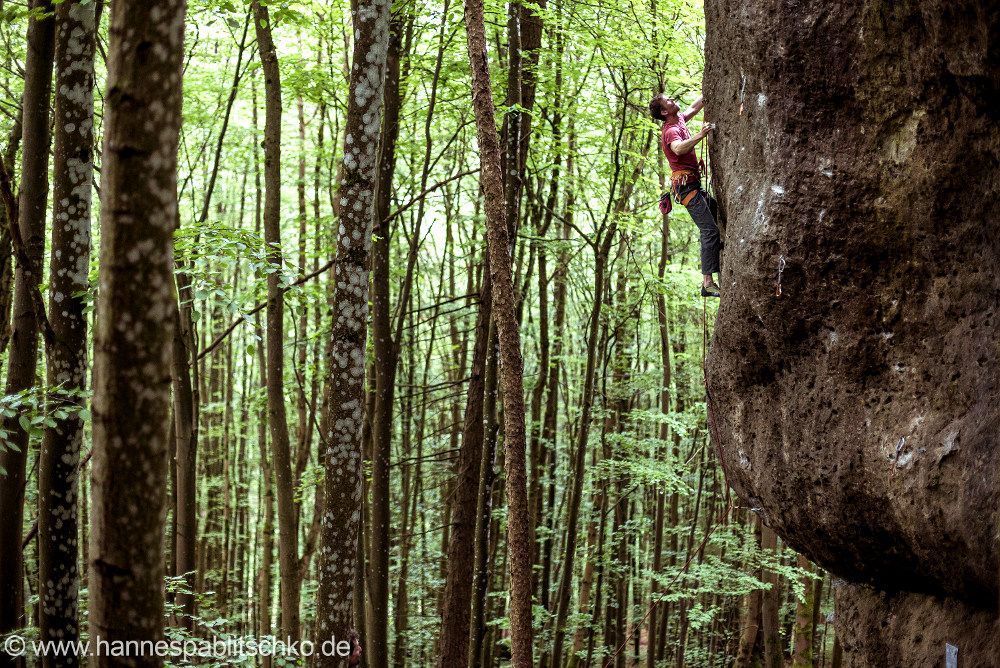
left=658, top=167, right=702, bottom=215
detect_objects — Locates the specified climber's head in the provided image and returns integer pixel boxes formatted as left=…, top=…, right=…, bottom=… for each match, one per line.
left=649, top=94, right=680, bottom=122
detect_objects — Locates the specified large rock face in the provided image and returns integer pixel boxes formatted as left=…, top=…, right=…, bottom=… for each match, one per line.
left=703, top=0, right=999, bottom=663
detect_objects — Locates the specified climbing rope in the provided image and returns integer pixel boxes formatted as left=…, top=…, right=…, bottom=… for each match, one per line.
left=699, top=120, right=713, bottom=198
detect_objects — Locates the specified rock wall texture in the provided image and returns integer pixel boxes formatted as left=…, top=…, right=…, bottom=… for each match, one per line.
left=703, top=0, right=999, bottom=663
left=834, top=581, right=1000, bottom=667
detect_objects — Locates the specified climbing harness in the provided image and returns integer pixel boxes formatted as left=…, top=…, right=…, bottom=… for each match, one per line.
left=671, top=169, right=701, bottom=205
left=658, top=169, right=697, bottom=215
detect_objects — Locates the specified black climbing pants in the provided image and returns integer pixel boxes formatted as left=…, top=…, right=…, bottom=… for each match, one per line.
left=677, top=179, right=721, bottom=275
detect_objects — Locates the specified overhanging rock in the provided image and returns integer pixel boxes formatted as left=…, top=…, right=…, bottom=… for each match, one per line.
left=703, top=0, right=999, bottom=663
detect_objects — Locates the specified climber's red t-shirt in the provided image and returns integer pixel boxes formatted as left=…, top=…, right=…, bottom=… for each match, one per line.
left=661, top=116, right=699, bottom=174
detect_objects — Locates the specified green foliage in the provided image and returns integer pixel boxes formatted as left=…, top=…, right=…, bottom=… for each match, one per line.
left=0, top=386, right=90, bottom=476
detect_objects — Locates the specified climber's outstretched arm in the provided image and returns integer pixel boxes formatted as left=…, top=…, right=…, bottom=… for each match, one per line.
left=670, top=122, right=714, bottom=155
left=683, top=95, right=705, bottom=121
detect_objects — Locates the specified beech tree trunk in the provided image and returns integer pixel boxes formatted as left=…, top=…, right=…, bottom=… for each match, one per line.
left=252, top=0, right=301, bottom=640
left=437, top=266, right=491, bottom=667
left=367, top=13, right=406, bottom=666
left=761, top=525, right=783, bottom=668
left=463, top=0, right=535, bottom=662
left=255, top=314, right=275, bottom=668
left=250, top=82, right=275, bottom=668
left=171, top=268, right=198, bottom=627
left=89, top=0, right=185, bottom=662
left=37, top=0, right=95, bottom=658
left=315, top=0, right=391, bottom=661
left=0, top=0, right=55, bottom=648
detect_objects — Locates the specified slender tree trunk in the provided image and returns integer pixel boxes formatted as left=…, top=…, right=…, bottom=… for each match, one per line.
left=219, top=322, right=236, bottom=616
left=315, top=0, right=390, bottom=661
left=171, top=268, right=198, bottom=626
left=36, top=1, right=94, bottom=659
left=0, top=2, right=54, bottom=647
left=393, top=291, right=438, bottom=667
left=736, top=517, right=764, bottom=668
left=255, top=314, right=275, bottom=668
left=470, top=321, right=499, bottom=668
left=607, top=237, right=633, bottom=668
left=534, top=33, right=564, bottom=631
left=831, top=635, right=843, bottom=668
left=0, top=116, right=21, bottom=366
left=89, top=0, right=185, bottom=663
left=295, top=91, right=310, bottom=505
left=0, top=224, right=11, bottom=369
left=528, top=239, right=548, bottom=606
left=464, top=0, right=535, bottom=662
left=761, top=525, right=783, bottom=668
left=250, top=80, right=275, bottom=668
left=438, top=265, right=491, bottom=667
left=536, top=234, right=566, bottom=665
left=367, top=13, right=406, bottom=665
left=252, top=0, right=300, bottom=639
left=581, top=417, right=613, bottom=668
left=792, top=554, right=815, bottom=667
left=811, top=570, right=823, bottom=660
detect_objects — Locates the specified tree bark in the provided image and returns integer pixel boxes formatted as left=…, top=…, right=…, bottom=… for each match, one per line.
left=463, top=0, right=535, bottom=662
left=252, top=0, right=301, bottom=640
left=472, top=322, right=501, bottom=667
left=315, top=0, right=391, bottom=660
left=367, top=13, right=406, bottom=665
left=0, top=115, right=20, bottom=367
left=438, top=266, right=491, bottom=668
left=250, top=80, right=275, bottom=668
left=791, top=554, right=815, bottom=667
left=171, top=267, right=198, bottom=627
left=533, top=31, right=565, bottom=627
left=0, top=1, right=55, bottom=647
left=761, top=525, right=783, bottom=668
left=172, top=30, right=249, bottom=611
left=89, top=0, right=185, bottom=662
left=255, top=314, right=275, bottom=668
left=37, top=1, right=95, bottom=658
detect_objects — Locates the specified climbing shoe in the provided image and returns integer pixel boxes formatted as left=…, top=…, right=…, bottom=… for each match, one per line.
left=701, top=282, right=721, bottom=298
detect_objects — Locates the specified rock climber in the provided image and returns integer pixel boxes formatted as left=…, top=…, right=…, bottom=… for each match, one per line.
left=649, top=93, right=722, bottom=298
